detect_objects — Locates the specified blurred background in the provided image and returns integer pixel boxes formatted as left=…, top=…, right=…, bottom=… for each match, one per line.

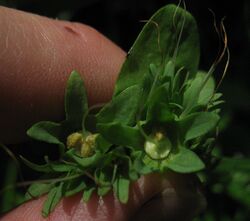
left=0, top=0, right=249, bottom=220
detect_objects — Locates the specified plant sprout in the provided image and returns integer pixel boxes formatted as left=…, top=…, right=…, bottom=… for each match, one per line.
left=17, top=4, right=229, bottom=217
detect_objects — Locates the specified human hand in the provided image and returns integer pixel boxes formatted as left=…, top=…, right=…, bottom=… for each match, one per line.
left=0, top=6, right=206, bottom=221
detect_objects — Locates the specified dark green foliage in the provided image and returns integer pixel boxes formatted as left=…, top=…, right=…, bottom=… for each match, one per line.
left=114, top=4, right=200, bottom=95
left=42, top=182, right=64, bottom=217
left=113, top=175, right=130, bottom=203
left=65, top=70, right=88, bottom=131
left=166, top=148, right=205, bottom=173
left=25, top=183, right=54, bottom=200
left=4, top=4, right=227, bottom=218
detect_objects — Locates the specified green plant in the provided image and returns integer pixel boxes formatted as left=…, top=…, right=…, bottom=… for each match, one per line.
left=19, top=4, right=227, bottom=217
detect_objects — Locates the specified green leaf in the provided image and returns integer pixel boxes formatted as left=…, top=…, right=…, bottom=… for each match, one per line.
left=114, top=4, right=199, bottom=95
left=197, top=71, right=215, bottom=105
left=65, top=70, right=88, bottom=131
left=48, top=163, right=77, bottom=173
left=25, top=183, right=54, bottom=200
left=113, top=176, right=130, bottom=203
left=97, top=85, right=141, bottom=125
left=182, top=74, right=203, bottom=115
left=163, top=60, right=175, bottom=79
left=97, top=186, right=111, bottom=197
left=181, top=112, right=220, bottom=142
left=97, top=122, right=144, bottom=149
left=128, top=169, right=139, bottom=181
left=138, top=66, right=155, bottom=107
left=208, top=93, right=224, bottom=110
left=64, top=180, right=86, bottom=197
left=42, top=182, right=64, bottom=217
left=146, top=83, right=171, bottom=121
left=83, top=187, right=95, bottom=202
left=182, top=72, right=216, bottom=115
left=149, top=102, right=175, bottom=123
left=66, top=150, right=102, bottom=168
left=167, top=148, right=205, bottom=173
left=171, top=67, right=185, bottom=93
left=95, top=167, right=112, bottom=186
left=0, top=161, right=19, bottom=213
left=27, top=121, right=65, bottom=155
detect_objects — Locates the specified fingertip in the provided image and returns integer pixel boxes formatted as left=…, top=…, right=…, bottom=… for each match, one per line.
left=0, top=7, right=125, bottom=143
left=0, top=173, right=205, bottom=221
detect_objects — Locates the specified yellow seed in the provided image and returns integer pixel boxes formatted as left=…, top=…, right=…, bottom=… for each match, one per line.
left=155, top=131, right=164, bottom=141
left=80, top=134, right=98, bottom=157
left=66, top=132, right=83, bottom=149
left=67, top=132, right=97, bottom=157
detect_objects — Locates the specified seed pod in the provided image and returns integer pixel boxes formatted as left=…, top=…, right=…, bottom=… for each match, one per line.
left=66, top=132, right=83, bottom=150
left=144, top=131, right=172, bottom=159
left=80, top=134, right=98, bottom=157
left=66, top=132, right=97, bottom=157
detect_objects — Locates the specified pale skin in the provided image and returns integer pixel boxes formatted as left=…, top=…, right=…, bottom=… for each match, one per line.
left=0, top=6, right=206, bottom=221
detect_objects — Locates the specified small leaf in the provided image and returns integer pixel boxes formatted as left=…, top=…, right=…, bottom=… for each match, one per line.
left=25, top=183, right=54, bottom=200
left=95, top=165, right=113, bottom=187
left=42, top=182, right=64, bottom=217
left=83, top=187, right=95, bottom=202
left=0, top=161, right=19, bottom=213
left=208, top=93, right=224, bottom=110
left=97, top=122, right=144, bottom=149
left=172, top=67, right=185, bottom=93
left=27, top=121, right=62, bottom=143
left=181, top=112, right=220, bottom=142
left=128, top=169, right=139, bottom=181
left=167, top=148, right=205, bottom=173
left=66, top=150, right=102, bottom=168
left=197, top=71, right=215, bottom=105
left=139, top=66, right=155, bottom=107
left=64, top=180, right=86, bottom=197
left=95, top=167, right=112, bottom=186
left=48, top=163, right=77, bottom=173
left=27, top=121, right=65, bottom=155
left=97, top=85, right=141, bottom=126
left=113, top=176, right=130, bottom=204
left=163, top=60, right=175, bottom=79
left=65, top=70, right=88, bottom=131
left=148, top=102, right=175, bottom=123
left=97, top=186, right=111, bottom=197
left=182, top=74, right=203, bottom=115
left=211, top=93, right=223, bottom=101
left=146, top=83, right=171, bottom=120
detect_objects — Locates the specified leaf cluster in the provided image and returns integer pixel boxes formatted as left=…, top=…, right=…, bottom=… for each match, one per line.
left=22, top=4, right=223, bottom=217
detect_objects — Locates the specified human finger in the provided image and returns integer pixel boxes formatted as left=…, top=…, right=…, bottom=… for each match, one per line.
left=0, top=6, right=125, bottom=144
left=0, top=173, right=205, bottom=221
